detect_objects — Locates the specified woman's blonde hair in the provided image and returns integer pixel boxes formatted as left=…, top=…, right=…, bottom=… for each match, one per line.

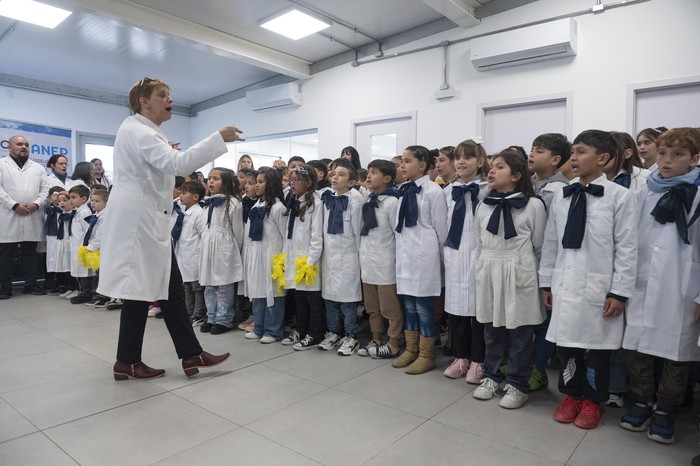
left=128, top=77, right=169, bottom=114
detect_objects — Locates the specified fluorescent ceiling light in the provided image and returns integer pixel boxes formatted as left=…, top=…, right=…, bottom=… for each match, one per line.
left=0, top=0, right=72, bottom=28
left=260, top=9, right=330, bottom=40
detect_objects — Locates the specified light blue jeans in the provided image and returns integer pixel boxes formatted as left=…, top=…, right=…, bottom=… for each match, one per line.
left=252, top=297, right=285, bottom=340
left=204, top=284, right=235, bottom=328
left=325, top=300, right=359, bottom=338
left=403, top=295, right=435, bottom=338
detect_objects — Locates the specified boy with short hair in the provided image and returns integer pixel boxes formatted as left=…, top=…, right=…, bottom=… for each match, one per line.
left=358, top=159, right=403, bottom=358
left=319, top=159, right=364, bottom=355
left=82, top=189, right=110, bottom=307
left=529, top=133, right=572, bottom=211
left=620, top=128, right=700, bottom=444
left=173, top=180, right=207, bottom=325
left=308, top=160, right=331, bottom=192
left=539, top=129, right=638, bottom=429
left=67, top=184, right=96, bottom=304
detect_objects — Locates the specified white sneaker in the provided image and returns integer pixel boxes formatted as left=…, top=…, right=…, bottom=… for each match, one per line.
left=605, top=393, right=625, bottom=408
left=147, top=305, right=160, bottom=317
left=59, top=289, right=73, bottom=298
left=337, top=337, right=359, bottom=356
left=281, top=330, right=300, bottom=346
left=473, top=378, right=500, bottom=400
left=357, top=340, right=378, bottom=357
left=66, top=290, right=80, bottom=299
left=260, top=334, right=277, bottom=344
left=318, top=332, right=341, bottom=351
left=499, top=384, right=529, bottom=409
left=245, top=331, right=260, bottom=340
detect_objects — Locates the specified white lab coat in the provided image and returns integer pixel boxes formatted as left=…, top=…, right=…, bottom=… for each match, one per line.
left=69, top=203, right=95, bottom=278
left=623, top=184, right=700, bottom=361
left=197, top=194, right=244, bottom=286
left=540, top=175, right=638, bottom=349
left=173, top=203, right=203, bottom=283
left=98, top=114, right=229, bottom=301
left=242, top=199, right=287, bottom=306
left=321, top=189, right=364, bottom=302
left=475, top=194, right=547, bottom=327
left=359, top=194, right=399, bottom=285
left=283, top=193, right=324, bottom=291
left=86, top=209, right=105, bottom=253
left=47, top=172, right=75, bottom=190
left=443, top=178, right=488, bottom=317
left=395, top=175, right=448, bottom=297
left=0, top=157, right=50, bottom=242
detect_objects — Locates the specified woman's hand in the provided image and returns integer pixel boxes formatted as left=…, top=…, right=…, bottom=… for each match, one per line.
left=219, top=126, right=245, bottom=143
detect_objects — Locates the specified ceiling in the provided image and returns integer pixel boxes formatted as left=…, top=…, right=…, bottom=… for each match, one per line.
left=0, top=0, right=536, bottom=115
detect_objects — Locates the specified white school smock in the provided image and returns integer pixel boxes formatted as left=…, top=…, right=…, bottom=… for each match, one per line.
left=98, top=114, right=228, bottom=301
left=622, top=183, right=700, bottom=361
left=86, top=209, right=106, bottom=253
left=359, top=194, right=399, bottom=286
left=395, top=175, right=448, bottom=297
left=474, top=194, right=547, bottom=327
left=45, top=206, right=60, bottom=272
left=540, top=175, right=638, bottom=349
left=283, top=193, right=324, bottom=291
left=533, top=172, right=569, bottom=213
left=615, top=167, right=650, bottom=193
left=443, top=178, right=488, bottom=317
left=242, top=199, right=287, bottom=306
left=197, top=195, right=244, bottom=287
left=174, top=203, right=203, bottom=283
left=0, top=157, right=50, bottom=242
left=69, top=203, right=95, bottom=278
left=321, top=189, right=363, bottom=302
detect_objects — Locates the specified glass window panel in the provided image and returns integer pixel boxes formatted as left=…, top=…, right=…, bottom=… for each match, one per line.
left=370, top=133, right=397, bottom=161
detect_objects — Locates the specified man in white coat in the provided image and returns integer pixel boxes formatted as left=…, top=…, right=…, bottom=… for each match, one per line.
left=0, top=135, right=51, bottom=299
left=98, top=77, right=244, bottom=380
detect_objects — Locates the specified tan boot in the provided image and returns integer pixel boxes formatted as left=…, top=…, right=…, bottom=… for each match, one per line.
left=392, top=330, right=419, bottom=368
left=405, top=336, right=436, bottom=375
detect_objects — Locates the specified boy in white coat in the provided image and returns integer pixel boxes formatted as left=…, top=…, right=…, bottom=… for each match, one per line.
left=67, top=185, right=96, bottom=304
left=620, top=128, right=700, bottom=444
left=319, top=159, right=364, bottom=356
left=173, top=181, right=206, bottom=325
left=539, top=130, right=638, bottom=430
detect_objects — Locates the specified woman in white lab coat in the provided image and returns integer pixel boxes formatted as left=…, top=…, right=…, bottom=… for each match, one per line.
left=46, top=154, right=74, bottom=190
left=98, top=77, right=244, bottom=381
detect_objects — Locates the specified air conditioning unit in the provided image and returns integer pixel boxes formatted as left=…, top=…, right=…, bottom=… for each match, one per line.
left=470, top=18, right=577, bottom=71
left=245, top=82, right=302, bottom=112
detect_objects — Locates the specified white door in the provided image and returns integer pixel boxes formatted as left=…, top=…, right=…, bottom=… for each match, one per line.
left=353, top=112, right=416, bottom=167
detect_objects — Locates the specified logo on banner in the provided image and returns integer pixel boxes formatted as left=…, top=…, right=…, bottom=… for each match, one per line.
left=0, top=119, right=72, bottom=167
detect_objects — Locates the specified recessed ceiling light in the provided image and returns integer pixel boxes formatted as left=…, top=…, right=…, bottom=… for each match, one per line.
left=260, top=9, right=331, bottom=40
left=0, top=0, right=72, bottom=29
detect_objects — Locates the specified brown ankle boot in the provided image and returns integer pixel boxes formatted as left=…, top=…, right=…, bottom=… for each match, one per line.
left=392, top=330, right=419, bottom=368
left=405, top=336, right=436, bottom=375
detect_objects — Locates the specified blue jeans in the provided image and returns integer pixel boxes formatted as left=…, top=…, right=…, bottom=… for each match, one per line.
left=252, top=297, right=285, bottom=340
left=325, top=300, right=358, bottom=338
left=204, top=284, right=235, bottom=328
left=533, top=309, right=555, bottom=372
left=609, top=348, right=628, bottom=393
left=402, top=295, right=435, bottom=338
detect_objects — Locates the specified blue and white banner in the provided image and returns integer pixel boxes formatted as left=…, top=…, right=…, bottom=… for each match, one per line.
left=0, top=119, right=72, bottom=167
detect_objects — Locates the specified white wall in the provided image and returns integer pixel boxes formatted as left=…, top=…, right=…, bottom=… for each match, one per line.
left=191, top=0, right=700, bottom=157
left=0, top=85, right=192, bottom=167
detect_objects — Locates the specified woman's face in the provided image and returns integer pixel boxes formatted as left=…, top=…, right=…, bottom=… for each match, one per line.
left=142, top=85, right=173, bottom=126
left=52, top=156, right=68, bottom=175
left=341, top=150, right=352, bottom=162
left=239, top=157, right=252, bottom=169
left=92, top=159, right=103, bottom=174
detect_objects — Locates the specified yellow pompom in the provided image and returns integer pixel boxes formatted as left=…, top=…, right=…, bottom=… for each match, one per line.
left=271, top=253, right=286, bottom=291
left=77, top=245, right=101, bottom=270
left=294, top=256, right=319, bottom=287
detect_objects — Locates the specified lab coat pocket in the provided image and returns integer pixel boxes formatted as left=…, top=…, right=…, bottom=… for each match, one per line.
left=585, top=272, right=610, bottom=306
left=154, top=210, right=171, bottom=243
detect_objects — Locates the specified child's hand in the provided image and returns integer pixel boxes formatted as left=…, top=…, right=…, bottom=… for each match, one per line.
left=540, top=290, right=552, bottom=309
left=603, top=297, right=624, bottom=317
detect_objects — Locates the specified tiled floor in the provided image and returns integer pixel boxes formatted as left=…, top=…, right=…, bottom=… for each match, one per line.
left=0, top=292, right=698, bottom=465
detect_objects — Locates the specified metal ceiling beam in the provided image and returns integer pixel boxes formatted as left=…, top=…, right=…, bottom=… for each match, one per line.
left=57, top=0, right=312, bottom=79
left=0, top=73, right=193, bottom=115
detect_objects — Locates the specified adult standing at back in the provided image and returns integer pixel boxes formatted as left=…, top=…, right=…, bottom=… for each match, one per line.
left=98, top=77, right=244, bottom=380
left=90, top=158, right=111, bottom=189
left=0, top=135, right=51, bottom=299
left=46, top=154, right=73, bottom=189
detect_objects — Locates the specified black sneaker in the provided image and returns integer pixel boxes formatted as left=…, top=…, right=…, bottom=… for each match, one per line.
left=647, top=405, right=675, bottom=444
left=210, top=324, right=232, bottom=335
left=620, top=400, right=652, bottom=432
left=70, top=292, right=93, bottom=304
left=92, top=295, right=111, bottom=308
left=48, top=285, right=66, bottom=296
left=292, top=334, right=320, bottom=351
left=105, top=298, right=124, bottom=310
left=24, top=285, right=46, bottom=295
left=200, top=322, right=213, bottom=333
left=191, top=315, right=206, bottom=327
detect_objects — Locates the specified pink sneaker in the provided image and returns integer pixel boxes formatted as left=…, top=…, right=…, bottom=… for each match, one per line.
left=465, top=362, right=484, bottom=384
left=443, top=358, right=470, bottom=379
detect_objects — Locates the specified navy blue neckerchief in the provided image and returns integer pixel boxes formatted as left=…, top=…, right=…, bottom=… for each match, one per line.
left=322, top=190, right=348, bottom=235
left=395, top=181, right=421, bottom=233
left=445, top=183, right=481, bottom=249
left=360, top=186, right=399, bottom=236
left=561, top=182, right=604, bottom=248
left=483, top=192, right=529, bottom=240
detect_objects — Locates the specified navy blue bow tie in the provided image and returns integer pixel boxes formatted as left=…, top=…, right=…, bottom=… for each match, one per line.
left=57, top=212, right=73, bottom=240
left=395, top=182, right=422, bottom=233
left=45, top=205, right=60, bottom=237
left=171, top=202, right=185, bottom=245
left=248, top=206, right=266, bottom=241
left=242, top=196, right=257, bottom=223
left=482, top=193, right=529, bottom=239
left=82, top=214, right=98, bottom=246
left=650, top=183, right=697, bottom=245
left=613, top=172, right=631, bottom=189
left=287, top=198, right=300, bottom=240
left=202, top=196, right=226, bottom=227
left=361, top=187, right=400, bottom=236
left=445, top=183, right=481, bottom=249
left=561, top=182, right=605, bottom=249
left=322, top=190, right=348, bottom=235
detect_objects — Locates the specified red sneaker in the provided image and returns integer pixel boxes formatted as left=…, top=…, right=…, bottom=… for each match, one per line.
left=574, top=400, right=602, bottom=429
left=554, top=395, right=583, bottom=423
